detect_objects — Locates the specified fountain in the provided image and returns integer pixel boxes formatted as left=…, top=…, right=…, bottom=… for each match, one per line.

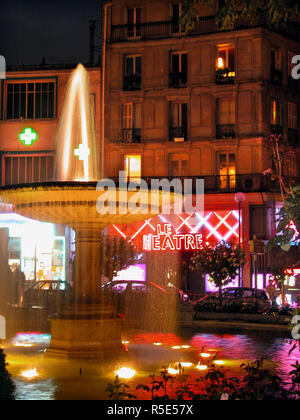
left=0, top=64, right=181, bottom=359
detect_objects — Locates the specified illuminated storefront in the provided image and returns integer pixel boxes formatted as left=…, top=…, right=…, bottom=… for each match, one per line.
left=0, top=213, right=66, bottom=285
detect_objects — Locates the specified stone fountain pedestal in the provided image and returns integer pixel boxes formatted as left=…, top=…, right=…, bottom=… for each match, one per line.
left=0, top=182, right=181, bottom=359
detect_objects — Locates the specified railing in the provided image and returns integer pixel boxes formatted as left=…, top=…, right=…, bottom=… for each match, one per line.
left=288, top=128, right=299, bottom=145
left=123, top=128, right=141, bottom=143
left=123, top=74, right=141, bottom=91
left=169, top=127, right=188, bottom=142
left=140, top=174, right=300, bottom=194
left=169, top=72, right=187, bottom=88
left=270, top=68, right=283, bottom=85
left=216, top=69, right=235, bottom=85
left=111, top=15, right=300, bottom=43
left=216, top=124, right=236, bottom=139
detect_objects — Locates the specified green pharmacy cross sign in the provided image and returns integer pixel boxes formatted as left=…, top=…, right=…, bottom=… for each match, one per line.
left=19, top=128, right=38, bottom=146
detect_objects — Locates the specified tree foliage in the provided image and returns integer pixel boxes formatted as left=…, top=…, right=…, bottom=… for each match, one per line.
left=0, top=348, right=15, bottom=401
left=180, top=0, right=300, bottom=31
left=264, top=134, right=300, bottom=252
left=189, top=241, right=246, bottom=296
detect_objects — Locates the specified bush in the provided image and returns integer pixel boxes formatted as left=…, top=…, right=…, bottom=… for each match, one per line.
left=0, top=348, right=15, bottom=400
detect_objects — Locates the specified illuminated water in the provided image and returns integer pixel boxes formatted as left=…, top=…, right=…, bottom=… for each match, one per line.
left=5, top=329, right=299, bottom=400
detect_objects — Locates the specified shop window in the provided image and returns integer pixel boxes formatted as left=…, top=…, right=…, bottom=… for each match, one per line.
left=3, top=154, right=54, bottom=186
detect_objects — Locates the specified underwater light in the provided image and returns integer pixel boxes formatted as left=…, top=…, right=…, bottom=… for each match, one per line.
left=214, top=360, right=225, bottom=366
left=14, top=343, right=33, bottom=348
left=196, top=363, right=208, bottom=371
left=21, top=368, right=39, bottom=380
left=122, top=341, right=130, bottom=345
left=153, top=342, right=163, bottom=346
left=181, top=345, right=190, bottom=349
left=167, top=366, right=179, bottom=375
left=200, top=353, right=211, bottom=358
left=178, top=362, right=193, bottom=368
left=115, top=367, right=136, bottom=379
left=171, top=346, right=181, bottom=350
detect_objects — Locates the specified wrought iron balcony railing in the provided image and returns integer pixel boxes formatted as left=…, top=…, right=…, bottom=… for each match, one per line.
left=123, top=128, right=141, bottom=144
left=216, top=68, right=236, bottom=85
left=288, top=128, right=299, bottom=145
left=169, top=72, right=187, bottom=88
left=139, top=174, right=300, bottom=194
left=169, top=127, right=188, bottom=142
left=111, top=15, right=300, bottom=43
left=216, top=124, right=236, bottom=139
left=270, top=68, right=283, bottom=85
left=123, top=74, right=141, bottom=91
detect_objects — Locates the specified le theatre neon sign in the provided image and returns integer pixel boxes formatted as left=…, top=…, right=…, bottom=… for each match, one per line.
left=143, top=224, right=204, bottom=252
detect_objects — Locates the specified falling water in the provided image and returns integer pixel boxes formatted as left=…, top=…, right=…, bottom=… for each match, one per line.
left=55, top=63, right=100, bottom=182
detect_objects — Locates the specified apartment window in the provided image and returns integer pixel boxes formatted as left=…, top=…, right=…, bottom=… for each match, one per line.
left=271, top=48, right=282, bottom=85
left=270, top=99, right=282, bottom=134
left=218, top=153, right=236, bottom=190
left=216, top=45, right=235, bottom=84
left=170, top=52, right=187, bottom=88
left=124, top=55, right=142, bottom=91
left=3, top=154, right=54, bottom=186
left=170, top=154, right=188, bottom=177
left=288, top=51, right=298, bottom=90
left=125, top=155, right=142, bottom=181
left=127, top=7, right=142, bottom=38
left=123, top=103, right=142, bottom=143
left=6, top=81, right=55, bottom=120
left=288, top=102, right=299, bottom=144
left=172, top=2, right=181, bottom=33
left=169, top=102, right=188, bottom=141
left=216, top=98, right=236, bottom=139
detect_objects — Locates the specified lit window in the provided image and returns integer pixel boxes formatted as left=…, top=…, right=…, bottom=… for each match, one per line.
left=271, top=99, right=282, bottom=126
left=125, top=155, right=142, bottom=181
left=219, top=153, right=236, bottom=190
left=217, top=46, right=235, bottom=71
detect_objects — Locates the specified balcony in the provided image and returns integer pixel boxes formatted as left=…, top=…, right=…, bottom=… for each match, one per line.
left=169, top=72, right=187, bottom=88
left=288, top=128, right=299, bottom=145
left=123, top=74, right=141, bottom=91
left=123, top=128, right=141, bottom=144
left=216, top=124, right=236, bottom=139
left=111, top=15, right=300, bottom=43
left=140, top=174, right=300, bottom=194
left=270, top=68, right=283, bottom=85
left=216, top=69, right=235, bottom=85
left=169, top=127, right=187, bottom=142
left=271, top=124, right=283, bottom=135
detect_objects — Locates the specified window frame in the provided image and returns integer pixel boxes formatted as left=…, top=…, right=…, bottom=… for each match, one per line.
left=4, top=79, right=57, bottom=121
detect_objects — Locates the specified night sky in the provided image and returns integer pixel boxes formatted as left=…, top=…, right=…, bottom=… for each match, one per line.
left=0, top=0, right=102, bottom=66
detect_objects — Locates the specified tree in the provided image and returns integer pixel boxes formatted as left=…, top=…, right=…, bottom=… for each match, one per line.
left=264, top=134, right=300, bottom=252
left=0, top=347, right=15, bottom=400
left=99, top=234, right=140, bottom=282
left=190, top=241, right=246, bottom=304
left=180, top=0, right=300, bottom=32
left=269, top=266, right=288, bottom=308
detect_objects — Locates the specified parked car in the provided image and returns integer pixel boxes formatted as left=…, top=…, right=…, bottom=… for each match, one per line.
left=23, top=280, right=69, bottom=312
left=193, top=287, right=272, bottom=308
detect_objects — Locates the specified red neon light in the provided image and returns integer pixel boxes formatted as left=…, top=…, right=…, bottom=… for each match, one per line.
left=143, top=224, right=204, bottom=251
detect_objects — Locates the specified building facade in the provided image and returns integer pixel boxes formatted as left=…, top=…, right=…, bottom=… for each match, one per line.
left=104, top=0, right=300, bottom=291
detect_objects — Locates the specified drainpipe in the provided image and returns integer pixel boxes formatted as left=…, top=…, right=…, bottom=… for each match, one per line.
left=101, top=2, right=113, bottom=178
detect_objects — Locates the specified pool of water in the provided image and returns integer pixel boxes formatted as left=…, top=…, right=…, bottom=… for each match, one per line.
left=4, top=328, right=300, bottom=400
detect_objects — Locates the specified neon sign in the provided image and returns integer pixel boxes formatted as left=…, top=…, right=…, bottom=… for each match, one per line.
left=19, top=128, right=38, bottom=146
left=143, top=223, right=204, bottom=251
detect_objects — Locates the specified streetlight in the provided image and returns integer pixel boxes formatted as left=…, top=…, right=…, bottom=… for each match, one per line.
left=235, top=192, right=246, bottom=287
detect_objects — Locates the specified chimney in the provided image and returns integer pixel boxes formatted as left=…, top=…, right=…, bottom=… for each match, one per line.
left=89, top=20, right=96, bottom=65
